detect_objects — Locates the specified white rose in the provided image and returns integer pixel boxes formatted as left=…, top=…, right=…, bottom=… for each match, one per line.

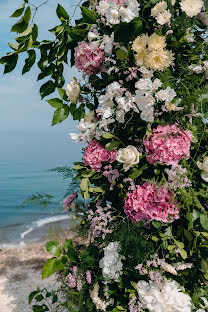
left=116, top=145, right=140, bottom=171
left=66, top=78, right=80, bottom=104
left=197, top=157, right=208, bottom=182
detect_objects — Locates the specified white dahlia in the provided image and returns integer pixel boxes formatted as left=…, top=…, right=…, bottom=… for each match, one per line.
left=180, top=0, right=204, bottom=17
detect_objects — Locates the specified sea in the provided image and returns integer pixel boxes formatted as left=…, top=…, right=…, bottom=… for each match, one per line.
left=0, top=131, right=82, bottom=248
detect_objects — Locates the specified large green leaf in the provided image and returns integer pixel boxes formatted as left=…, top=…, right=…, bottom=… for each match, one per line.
left=22, top=50, right=36, bottom=74
left=200, top=213, right=208, bottom=231
left=0, top=54, right=18, bottom=74
left=11, top=16, right=28, bottom=33
left=56, top=4, right=69, bottom=20
left=40, top=80, right=56, bottom=99
left=105, top=140, right=120, bottom=151
left=81, top=7, right=97, bottom=23
left=52, top=104, right=69, bottom=125
left=47, top=98, right=63, bottom=108
left=46, top=241, right=62, bottom=257
left=42, top=258, right=56, bottom=279
left=10, top=2, right=25, bottom=18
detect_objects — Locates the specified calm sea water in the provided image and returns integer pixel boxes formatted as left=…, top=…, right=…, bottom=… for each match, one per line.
left=0, top=161, right=71, bottom=246
left=0, top=131, right=82, bottom=247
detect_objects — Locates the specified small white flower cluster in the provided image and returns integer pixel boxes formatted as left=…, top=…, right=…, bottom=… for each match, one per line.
left=88, top=27, right=115, bottom=55
left=188, top=61, right=208, bottom=75
left=70, top=111, right=100, bottom=142
left=99, top=241, right=124, bottom=282
left=134, top=76, right=163, bottom=122
left=90, top=282, right=114, bottom=311
left=97, top=73, right=177, bottom=125
left=97, top=0, right=140, bottom=26
left=97, top=81, right=135, bottom=127
left=137, top=279, right=192, bottom=312
left=151, top=1, right=172, bottom=25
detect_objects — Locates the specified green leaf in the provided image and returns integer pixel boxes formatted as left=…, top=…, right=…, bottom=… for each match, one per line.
left=105, top=140, right=120, bottom=151
left=22, top=50, right=36, bottom=74
left=29, top=290, right=40, bottom=304
left=10, top=2, right=25, bottom=18
left=0, top=54, right=18, bottom=74
left=64, top=239, right=73, bottom=252
left=80, top=178, right=89, bottom=191
left=201, top=259, right=208, bottom=273
left=32, top=24, right=38, bottom=42
left=11, top=16, right=28, bottom=33
left=58, top=88, right=67, bottom=100
left=24, top=6, right=32, bottom=23
left=102, top=133, right=115, bottom=139
left=52, top=105, right=69, bottom=125
left=46, top=241, right=62, bottom=257
left=40, top=80, right=56, bottom=99
left=32, top=305, right=49, bottom=312
left=47, top=98, right=63, bottom=109
left=81, top=7, right=97, bottom=23
left=52, top=294, right=58, bottom=304
left=42, top=258, right=56, bottom=279
left=180, top=248, right=187, bottom=260
left=116, top=48, right=128, bottom=61
left=54, top=257, right=65, bottom=271
left=56, top=4, right=69, bottom=20
left=35, top=294, right=44, bottom=302
left=200, top=213, right=208, bottom=231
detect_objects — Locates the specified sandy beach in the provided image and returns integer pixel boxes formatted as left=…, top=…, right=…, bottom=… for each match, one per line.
left=0, top=229, right=79, bottom=312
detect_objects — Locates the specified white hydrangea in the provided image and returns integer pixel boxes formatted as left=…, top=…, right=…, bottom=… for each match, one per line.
left=137, top=279, right=192, bottom=312
left=180, top=0, right=204, bottom=17
left=97, top=0, right=140, bottom=26
left=99, top=242, right=124, bottom=282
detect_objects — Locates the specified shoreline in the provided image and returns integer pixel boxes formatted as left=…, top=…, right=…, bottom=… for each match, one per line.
left=0, top=227, right=79, bottom=312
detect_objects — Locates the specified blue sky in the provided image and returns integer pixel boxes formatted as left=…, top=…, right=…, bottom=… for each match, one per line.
left=0, top=0, right=83, bottom=167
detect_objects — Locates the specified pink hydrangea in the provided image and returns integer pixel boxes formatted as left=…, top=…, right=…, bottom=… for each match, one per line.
left=144, top=124, right=192, bottom=166
left=106, top=0, right=126, bottom=4
left=124, top=183, right=180, bottom=223
left=83, top=140, right=117, bottom=171
left=75, top=41, right=105, bottom=75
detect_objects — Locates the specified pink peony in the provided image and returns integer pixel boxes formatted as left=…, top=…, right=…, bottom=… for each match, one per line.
left=124, top=183, right=180, bottom=223
left=75, top=41, right=105, bottom=75
left=83, top=140, right=117, bottom=171
left=144, top=124, right=191, bottom=166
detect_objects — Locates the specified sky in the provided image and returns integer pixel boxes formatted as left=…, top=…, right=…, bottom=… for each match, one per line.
left=0, top=0, right=83, bottom=168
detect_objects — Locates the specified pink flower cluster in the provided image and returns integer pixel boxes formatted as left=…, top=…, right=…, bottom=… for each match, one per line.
left=144, top=124, right=192, bottom=166
left=124, top=183, right=180, bottom=223
left=68, top=267, right=92, bottom=291
left=75, top=41, right=105, bottom=75
left=83, top=140, right=117, bottom=171
left=88, top=201, right=114, bottom=240
left=103, top=165, right=119, bottom=190
left=107, top=0, right=126, bottom=4
left=68, top=266, right=82, bottom=291
left=63, top=192, right=78, bottom=211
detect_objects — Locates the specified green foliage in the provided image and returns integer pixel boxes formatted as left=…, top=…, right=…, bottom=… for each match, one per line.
left=18, top=193, right=54, bottom=210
